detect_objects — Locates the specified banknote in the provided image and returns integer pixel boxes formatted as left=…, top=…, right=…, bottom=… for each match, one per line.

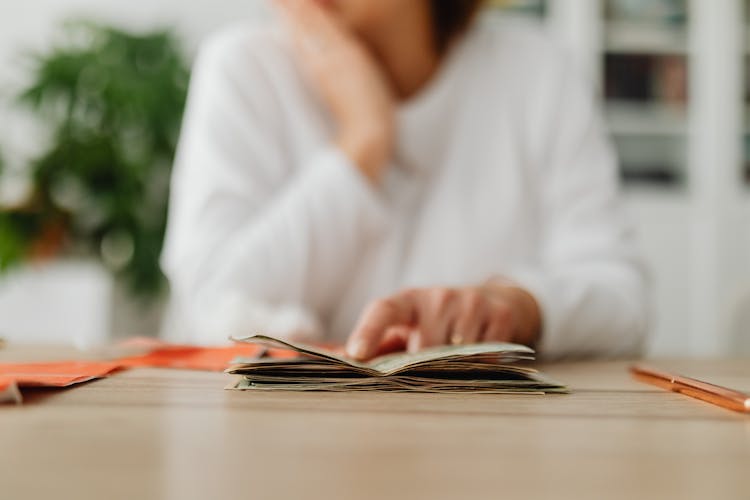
left=226, top=334, right=568, bottom=394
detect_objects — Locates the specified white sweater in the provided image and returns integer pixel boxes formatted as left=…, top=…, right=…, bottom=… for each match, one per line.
left=161, top=17, right=648, bottom=358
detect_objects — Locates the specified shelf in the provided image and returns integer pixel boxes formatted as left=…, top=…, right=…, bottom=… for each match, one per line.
left=604, top=53, right=688, bottom=108
left=606, top=102, right=687, bottom=136
left=487, top=0, right=546, bottom=18
left=620, top=169, right=683, bottom=186
left=622, top=183, right=688, bottom=198
left=612, top=131, right=687, bottom=188
left=605, top=22, right=687, bottom=54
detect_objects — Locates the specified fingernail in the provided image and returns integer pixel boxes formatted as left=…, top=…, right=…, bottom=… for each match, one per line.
left=407, top=331, right=421, bottom=353
left=347, top=339, right=367, bottom=360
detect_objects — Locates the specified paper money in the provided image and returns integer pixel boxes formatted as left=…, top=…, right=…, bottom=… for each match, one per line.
left=226, top=335, right=568, bottom=394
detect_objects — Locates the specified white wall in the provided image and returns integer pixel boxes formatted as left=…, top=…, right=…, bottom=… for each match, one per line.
left=0, top=0, right=268, bottom=175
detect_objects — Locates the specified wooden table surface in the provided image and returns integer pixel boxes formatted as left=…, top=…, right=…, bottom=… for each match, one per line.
left=1, top=347, right=749, bottom=500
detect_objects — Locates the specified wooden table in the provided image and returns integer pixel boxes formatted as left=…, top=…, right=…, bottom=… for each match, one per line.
left=1, top=348, right=748, bottom=500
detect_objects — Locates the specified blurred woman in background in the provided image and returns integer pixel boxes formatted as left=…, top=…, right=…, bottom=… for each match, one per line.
left=161, top=0, right=647, bottom=359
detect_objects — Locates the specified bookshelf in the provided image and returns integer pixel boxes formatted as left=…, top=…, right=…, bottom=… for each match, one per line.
left=603, top=1, right=688, bottom=187
left=493, top=0, right=750, bottom=356
left=488, top=0, right=546, bottom=17
left=745, top=0, right=750, bottom=183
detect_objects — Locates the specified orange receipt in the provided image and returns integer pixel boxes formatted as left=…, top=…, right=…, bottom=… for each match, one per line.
left=0, top=361, right=121, bottom=404
left=118, top=345, right=263, bottom=371
left=116, top=340, right=298, bottom=372
left=0, top=360, right=121, bottom=387
left=0, top=338, right=314, bottom=404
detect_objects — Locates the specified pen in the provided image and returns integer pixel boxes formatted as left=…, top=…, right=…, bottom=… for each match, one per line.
left=630, top=364, right=750, bottom=414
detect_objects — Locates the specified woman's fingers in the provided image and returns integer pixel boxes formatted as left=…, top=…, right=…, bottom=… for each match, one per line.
left=274, top=0, right=394, bottom=186
left=482, top=302, right=514, bottom=342
left=405, top=288, right=464, bottom=352
left=347, top=284, right=535, bottom=359
left=347, top=295, right=415, bottom=360
left=451, top=289, right=486, bottom=345
left=374, top=325, right=411, bottom=356
left=418, top=288, right=458, bottom=348
left=274, top=0, right=328, bottom=29
left=274, top=0, right=342, bottom=57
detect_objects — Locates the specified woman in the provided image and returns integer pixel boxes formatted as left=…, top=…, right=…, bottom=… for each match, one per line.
left=161, top=0, right=648, bottom=360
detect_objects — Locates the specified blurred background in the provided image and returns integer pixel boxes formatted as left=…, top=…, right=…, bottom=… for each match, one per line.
left=0, top=0, right=748, bottom=357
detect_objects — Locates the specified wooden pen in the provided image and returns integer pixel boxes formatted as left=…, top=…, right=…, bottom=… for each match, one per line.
left=630, top=364, right=750, bottom=414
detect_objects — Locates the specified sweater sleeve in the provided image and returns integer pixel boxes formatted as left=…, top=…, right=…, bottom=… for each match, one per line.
left=508, top=57, right=649, bottom=359
left=161, top=29, right=389, bottom=344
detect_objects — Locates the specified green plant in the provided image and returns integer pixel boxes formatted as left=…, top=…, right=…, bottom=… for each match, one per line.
left=2, top=21, right=190, bottom=297
left=0, top=149, right=27, bottom=271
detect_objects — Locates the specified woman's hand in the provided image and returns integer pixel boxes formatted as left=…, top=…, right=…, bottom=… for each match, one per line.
left=346, top=283, right=542, bottom=361
left=274, top=0, right=395, bottom=185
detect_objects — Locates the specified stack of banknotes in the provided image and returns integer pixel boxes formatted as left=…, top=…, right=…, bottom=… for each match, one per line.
left=226, top=335, right=568, bottom=394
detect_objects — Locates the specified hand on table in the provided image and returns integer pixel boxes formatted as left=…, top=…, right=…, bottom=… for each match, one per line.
left=346, top=283, right=542, bottom=361
left=273, top=0, right=395, bottom=185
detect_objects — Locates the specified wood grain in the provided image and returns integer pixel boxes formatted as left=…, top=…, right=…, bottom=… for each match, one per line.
left=1, top=347, right=748, bottom=500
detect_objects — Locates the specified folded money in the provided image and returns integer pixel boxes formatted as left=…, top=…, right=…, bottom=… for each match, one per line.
left=226, top=335, right=568, bottom=394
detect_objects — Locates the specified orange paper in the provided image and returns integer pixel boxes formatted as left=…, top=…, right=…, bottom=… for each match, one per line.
left=0, top=338, right=326, bottom=403
left=116, top=341, right=299, bottom=372
left=0, top=361, right=121, bottom=388
left=118, top=345, right=261, bottom=371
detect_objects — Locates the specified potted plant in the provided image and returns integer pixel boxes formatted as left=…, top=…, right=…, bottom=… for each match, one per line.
left=0, top=21, right=190, bottom=343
